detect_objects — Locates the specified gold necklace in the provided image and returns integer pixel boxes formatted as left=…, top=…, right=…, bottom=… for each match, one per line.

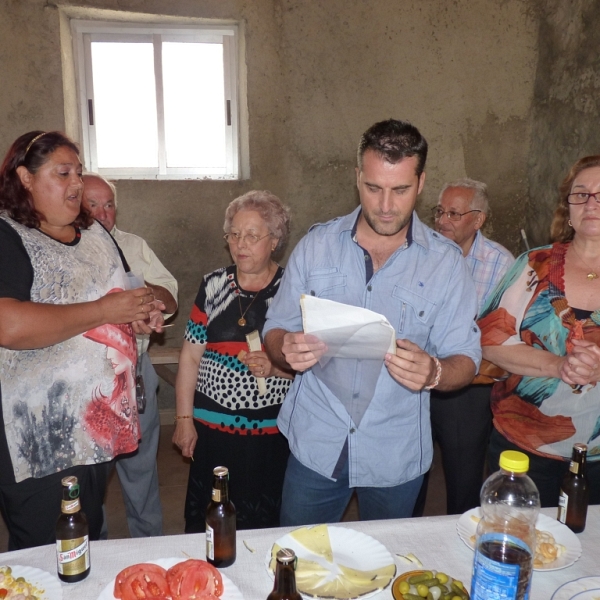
left=236, top=265, right=275, bottom=326
left=238, top=291, right=261, bottom=327
left=571, top=244, right=600, bottom=280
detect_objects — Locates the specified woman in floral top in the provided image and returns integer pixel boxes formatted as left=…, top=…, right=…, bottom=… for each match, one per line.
left=479, top=156, right=600, bottom=506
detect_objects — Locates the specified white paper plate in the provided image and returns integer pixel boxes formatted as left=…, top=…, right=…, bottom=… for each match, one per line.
left=97, top=557, right=243, bottom=600
left=551, top=577, right=600, bottom=600
left=457, top=507, right=582, bottom=571
left=266, top=525, right=396, bottom=599
left=0, top=565, right=63, bottom=600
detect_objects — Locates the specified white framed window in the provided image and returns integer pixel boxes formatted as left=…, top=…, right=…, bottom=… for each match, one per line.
left=71, top=20, right=240, bottom=180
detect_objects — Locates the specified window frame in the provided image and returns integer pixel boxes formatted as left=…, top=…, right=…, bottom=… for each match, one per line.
left=71, top=19, right=240, bottom=180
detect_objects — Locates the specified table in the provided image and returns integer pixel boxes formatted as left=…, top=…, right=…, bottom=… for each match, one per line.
left=1, top=506, right=598, bottom=599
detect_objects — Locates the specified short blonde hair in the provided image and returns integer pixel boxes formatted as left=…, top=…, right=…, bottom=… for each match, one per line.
left=224, top=190, right=291, bottom=253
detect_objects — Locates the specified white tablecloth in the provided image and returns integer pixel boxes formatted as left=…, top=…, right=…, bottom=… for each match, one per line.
left=1, top=506, right=598, bottom=599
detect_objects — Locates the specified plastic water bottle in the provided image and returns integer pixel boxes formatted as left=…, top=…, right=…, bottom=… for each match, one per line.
left=470, top=450, right=540, bottom=600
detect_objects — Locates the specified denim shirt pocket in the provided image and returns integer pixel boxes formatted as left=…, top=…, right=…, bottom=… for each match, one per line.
left=392, top=285, right=437, bottom=348
left=306, top=267, right=347, bottom=298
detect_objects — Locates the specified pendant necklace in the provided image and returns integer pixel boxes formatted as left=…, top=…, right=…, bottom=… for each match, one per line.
left=237, top=291, right=261, bottom=327
left=571, top=244, right=600, bottom=281
left=237, top=265, right=274, bottom=327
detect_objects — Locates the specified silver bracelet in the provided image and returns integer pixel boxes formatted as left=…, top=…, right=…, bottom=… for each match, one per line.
left=424, top=356, right=442, bottom=390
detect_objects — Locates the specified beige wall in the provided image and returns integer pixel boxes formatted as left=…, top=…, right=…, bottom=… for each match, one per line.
left=1, top=0, right=547, bottom=406
left=527, top=0, right=600, bottom=247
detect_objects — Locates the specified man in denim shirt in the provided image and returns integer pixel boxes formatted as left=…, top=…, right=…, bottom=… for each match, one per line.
left=264, top=119, right=481, bottom=525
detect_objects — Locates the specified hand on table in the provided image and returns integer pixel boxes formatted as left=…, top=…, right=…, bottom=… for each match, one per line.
left=385, top=338, right=437, bottom=390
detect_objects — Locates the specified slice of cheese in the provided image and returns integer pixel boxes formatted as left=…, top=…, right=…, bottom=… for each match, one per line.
left=290, top=524, right=334, bottom=563
left=338, top=563, right=396, bottom=591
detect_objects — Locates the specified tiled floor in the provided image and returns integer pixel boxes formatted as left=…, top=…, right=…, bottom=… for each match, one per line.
left=0, top=425, right=447, bottom=549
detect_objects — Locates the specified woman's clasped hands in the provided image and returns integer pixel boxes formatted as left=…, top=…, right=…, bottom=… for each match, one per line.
left=560, top=338, right=600, bottom=386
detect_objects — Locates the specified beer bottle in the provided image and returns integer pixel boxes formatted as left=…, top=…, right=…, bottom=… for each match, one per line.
left=56, top=476, right=90, bottom=583
left=268, top=548, right=302, bottom=600
left=205, top=466, right=236, bottom=567
left=558, top=443, right=589, bottom=533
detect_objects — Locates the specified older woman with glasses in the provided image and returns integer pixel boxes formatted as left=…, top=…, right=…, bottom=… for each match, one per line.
left=478, top=155, right=600, bottom=507
left=173, top=190, right=293, bottom=531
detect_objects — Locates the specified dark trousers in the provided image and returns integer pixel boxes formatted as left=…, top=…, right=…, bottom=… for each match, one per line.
left=0, top=462, right=110, bottom=550
left=488, top=428, right=600, bottom=508
left=414, top=384, right=492, bottom=516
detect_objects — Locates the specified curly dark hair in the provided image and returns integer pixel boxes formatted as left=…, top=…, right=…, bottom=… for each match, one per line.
left=0, top=130, right=93, bottom=229
left=550, top=155, right=600, bottom=243
left=357, top=119, right=428, bottom=177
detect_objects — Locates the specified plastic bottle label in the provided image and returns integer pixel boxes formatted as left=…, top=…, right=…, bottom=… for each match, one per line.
left=56, top=536, right=89, bottom=575
left=206, top=524, right=215, bottom=560
left=558, top=491, right=568, bottom=523
left=471, top=533, right=531, bottom=600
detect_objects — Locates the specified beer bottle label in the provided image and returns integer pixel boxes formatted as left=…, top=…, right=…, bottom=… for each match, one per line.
left=557, top=490, right=568, bottom=523
left=212, top=488, right=221, bottom=502
left=569, top=460, right=579, bottom=474
left=206, top=524, right=215, bottom=560
left=56, top=536, right=90, bottom=575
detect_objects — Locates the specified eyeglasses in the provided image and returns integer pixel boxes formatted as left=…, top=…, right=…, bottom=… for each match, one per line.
left=431, top=207, right=482, bottom=221
left=567, top=192, right=600, bottom=205
left=223, top=232, right=272, bottom=245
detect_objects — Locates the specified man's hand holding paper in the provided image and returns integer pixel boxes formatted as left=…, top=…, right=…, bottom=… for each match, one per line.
left=385, top=338, right=436, bottom=390
left=282, top=331, right=327, bottom=372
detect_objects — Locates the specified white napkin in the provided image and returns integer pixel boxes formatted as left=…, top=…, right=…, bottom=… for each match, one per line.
left=300, top=295, right=397, bottom=425
left=300, top=295, right=396, bottom=359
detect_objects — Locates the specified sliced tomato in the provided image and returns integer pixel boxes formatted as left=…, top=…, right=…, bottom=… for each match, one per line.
left=167, top=559, right=223, bottom=599
left=114, top=564, right=169, bottom=600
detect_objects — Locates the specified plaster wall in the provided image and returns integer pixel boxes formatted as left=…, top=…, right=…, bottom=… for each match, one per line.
left=0, top=0, right=539, bottom=407
left=528, top=0, right=600, bottom=247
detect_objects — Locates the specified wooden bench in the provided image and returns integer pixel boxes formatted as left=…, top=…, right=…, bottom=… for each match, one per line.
left=148, top=346, right=181, bottom=387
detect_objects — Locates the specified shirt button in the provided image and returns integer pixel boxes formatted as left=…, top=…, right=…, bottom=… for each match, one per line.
left=367, top=285, right=372, bottom=292
left=349, top=428, right=356, bottom=434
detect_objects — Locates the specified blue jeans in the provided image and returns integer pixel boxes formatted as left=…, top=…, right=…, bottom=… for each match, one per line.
left=280, top=454, right=423, bottom=526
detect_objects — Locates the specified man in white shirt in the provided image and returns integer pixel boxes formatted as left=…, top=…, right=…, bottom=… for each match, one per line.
left=82, top=174, right=178, bottom=537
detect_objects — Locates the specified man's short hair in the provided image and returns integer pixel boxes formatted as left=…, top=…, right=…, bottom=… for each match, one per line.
left=357, top=119, right=428, bottom=176
left=439, top=178, right=489, bottom=214
left=82, top=172, right=117, bottom=207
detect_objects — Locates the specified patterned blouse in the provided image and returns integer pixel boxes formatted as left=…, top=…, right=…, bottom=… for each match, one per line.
left=184, top=265, right=291, bottom=433
left=478, top=243, right=600, bottom=462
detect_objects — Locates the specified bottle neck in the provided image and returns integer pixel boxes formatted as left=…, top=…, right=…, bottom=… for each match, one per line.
left=212, top=477, right=229, bottom=503
left=274, top=561, right=298, bottom=594
left=570, top=452, right=586, bottom=475
left=61, top=497, right=81, bottom=514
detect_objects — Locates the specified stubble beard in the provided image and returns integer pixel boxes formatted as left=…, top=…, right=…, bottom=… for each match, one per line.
left=362, top=210, right=412, bottom=237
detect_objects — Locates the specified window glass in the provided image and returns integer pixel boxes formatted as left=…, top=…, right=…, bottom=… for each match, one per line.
left=162, top=42, right=226, bottom=169
left=91, top=42, right=159, bottom=168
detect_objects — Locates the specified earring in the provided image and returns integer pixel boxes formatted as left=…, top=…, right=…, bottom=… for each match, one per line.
left=568, top=219, right=573, bottom=227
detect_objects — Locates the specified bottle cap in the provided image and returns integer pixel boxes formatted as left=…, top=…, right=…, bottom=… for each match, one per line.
left=499, top=450, right=529, bottom=473
left=276, top=548, right=297, bottom=565
left=213, top=466, right=229, bottom=477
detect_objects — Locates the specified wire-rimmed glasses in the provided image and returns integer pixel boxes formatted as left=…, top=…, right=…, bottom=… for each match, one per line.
left=431, top=207, right=482, bottom=221
left=223, top=232, right=272, bottom=245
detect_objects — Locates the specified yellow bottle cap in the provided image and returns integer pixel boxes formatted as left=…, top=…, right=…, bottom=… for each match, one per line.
left=499, top=450, right=529, bottom=473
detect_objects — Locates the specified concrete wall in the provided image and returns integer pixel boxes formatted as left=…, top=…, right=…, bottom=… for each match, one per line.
left=1, top=0, right=541, bottom=406
left=527, top=0, right=600, bottom=247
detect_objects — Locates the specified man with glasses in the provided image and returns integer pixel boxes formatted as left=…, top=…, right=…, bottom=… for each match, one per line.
left=264, top=120, right=482, bottom=525
left=416, top=178, right=514, bottom=515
